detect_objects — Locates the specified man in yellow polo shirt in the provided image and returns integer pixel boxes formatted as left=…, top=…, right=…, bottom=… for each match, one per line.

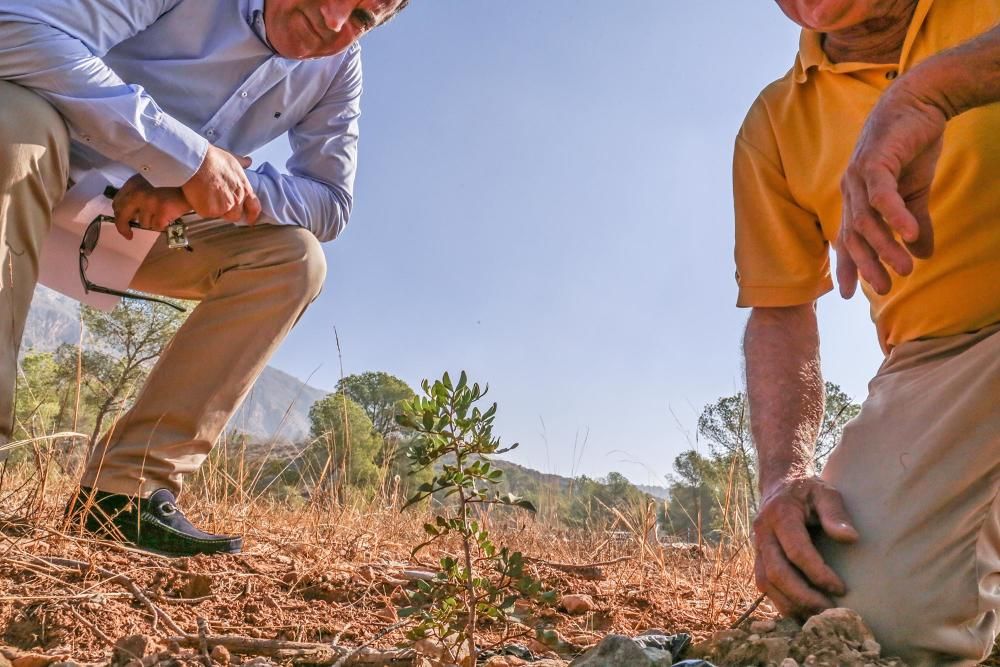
left=737, top=0, right=1000, bottom=664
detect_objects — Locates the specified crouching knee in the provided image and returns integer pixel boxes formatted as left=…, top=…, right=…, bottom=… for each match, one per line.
left=0, top=81, right=69, bottom=200
left=821, top=539, right=997, bottom=666
left=280, top=227, right=327, bottom=304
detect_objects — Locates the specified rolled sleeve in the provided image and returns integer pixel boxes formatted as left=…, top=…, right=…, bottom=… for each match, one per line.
left=125, top=110, right=208, bottom=186
left=733, top=127, right=832, bottom=308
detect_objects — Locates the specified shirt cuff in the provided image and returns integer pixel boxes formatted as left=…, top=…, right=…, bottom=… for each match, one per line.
left=122, top=113, right=210, bottom=188
left=736, top=279, right=833, bottom=308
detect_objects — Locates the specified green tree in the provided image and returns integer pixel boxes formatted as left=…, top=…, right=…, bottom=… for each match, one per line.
left=337, top=371, right=415, bottom=438
left=697, top=393, right=757, bottom=511
left=565, top=472, right=646, bottom=530
left=662, top=450, right=727, bottom=542
left=79, top=300, right=186, bottom=447
left=14, top=351, right=64, bottom=441
left=814, top=382, right=862, bottom=469
left=306, top=391, right=381, bottom=502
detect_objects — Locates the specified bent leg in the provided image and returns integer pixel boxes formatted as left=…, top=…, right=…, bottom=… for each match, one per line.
left=0, top=82, right=70, bottom=452
left=79, top=222, right=326, bottom=496
left=819, top=323, right=1000, bottom=666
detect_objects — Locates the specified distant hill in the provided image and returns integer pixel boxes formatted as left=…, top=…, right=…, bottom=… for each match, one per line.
left=23, top=286, right=331, bottom=442
left=22, top=287, right=672, bottom=500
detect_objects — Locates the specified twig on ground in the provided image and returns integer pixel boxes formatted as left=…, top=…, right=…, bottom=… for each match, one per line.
left=197, top=617, right=212, bottom=667
left=68, top=606, right=115, bottom=646
left=331, top=619, right=412, bottom=667
left=166, top=635, right=417, bottom=667
left=730, top=593, right=766, bottom=629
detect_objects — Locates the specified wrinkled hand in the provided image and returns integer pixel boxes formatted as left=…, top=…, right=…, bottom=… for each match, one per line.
left=837, top=84, right=947, bottom=297
left=753, top=476, right=859, bottom=619
left=112, top=174, right=192, bottom=240
left=181, top=145, right=262, bottom=224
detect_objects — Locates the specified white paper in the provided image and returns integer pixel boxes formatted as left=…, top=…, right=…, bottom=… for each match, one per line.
left=37, top=171, right=160, bottom=312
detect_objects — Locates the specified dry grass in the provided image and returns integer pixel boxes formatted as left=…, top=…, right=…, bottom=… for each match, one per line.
left=0, top=435, right=765, bottom=664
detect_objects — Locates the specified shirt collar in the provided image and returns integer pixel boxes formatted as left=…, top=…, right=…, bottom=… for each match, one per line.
left=247, top=0, right=276, bottom=52
left=793, top=0, right=935, bottom=84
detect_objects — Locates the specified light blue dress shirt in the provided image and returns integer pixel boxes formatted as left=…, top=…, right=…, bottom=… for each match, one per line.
left=0, top=0, right=361, bottom=241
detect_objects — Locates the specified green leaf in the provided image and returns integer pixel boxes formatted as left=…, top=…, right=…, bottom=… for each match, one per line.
left=515, top=498, right=537, bottom=512
left=442, top=372, right=453, bottom=390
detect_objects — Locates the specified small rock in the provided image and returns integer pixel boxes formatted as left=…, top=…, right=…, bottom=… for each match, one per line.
left=241, top=659, right=274, bottom=667
left=780, top=660, right=800, bottom=667
left=113, top=636, right=153, bottom=666
left=210, top=646, right=231, bottom=666
left=559, top=594, right=597, bottom=615
left=181, top=574, right=213, bottom=599
left=11, top=657, right=64, bottom=667
left=525, top=639, right=552, bottom=655
left=412, top=636, right=469, bottom=663
left=750, top=619, right=777, bottom=634
left=569, top=635, right=673, bottom=666
left=861, top=639, right=882, bottom=657
left=483, top=657, right=526, bottom=667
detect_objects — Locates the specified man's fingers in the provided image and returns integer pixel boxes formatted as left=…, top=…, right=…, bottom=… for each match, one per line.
left=903, top=193, right=935, bottom=259
left=834, top=236, right=859, bottom=299
left=113, top=203, right=137, bottom=240
left=771, top=516, right=846, bottom=597
left=846, top=182, right=913, bottom=278
left=814, top=487, right=860, bottom=544
left=221, top=202, right=244, bottom=222
left=865, top=169, right=920, bottom=244
left=244, top=194, right=262, bottom=225
left=844, top=230, right=892, bottom=295
left=758, top=534, right=835, bottom=616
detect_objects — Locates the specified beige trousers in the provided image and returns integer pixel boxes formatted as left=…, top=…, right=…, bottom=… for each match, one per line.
left=0, top=82, right=70, bottom=454
left=820, top=321, right=1000, bottom=665
left=0, top=82, right=327, bottom=496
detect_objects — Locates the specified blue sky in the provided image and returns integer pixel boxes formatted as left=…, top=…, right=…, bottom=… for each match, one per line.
left=252, top=2, right=886, bottom=487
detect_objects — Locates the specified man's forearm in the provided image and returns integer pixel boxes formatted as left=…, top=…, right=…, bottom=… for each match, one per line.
left=744, top=304, right=825, bottom=497
left=903, top=22, right=1000, bottom=119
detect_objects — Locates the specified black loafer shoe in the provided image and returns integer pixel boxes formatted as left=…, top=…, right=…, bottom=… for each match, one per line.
left=66, top=487, right=242, bottom=557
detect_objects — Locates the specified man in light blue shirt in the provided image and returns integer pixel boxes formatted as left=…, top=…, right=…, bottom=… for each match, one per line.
left=0, top=0, right=407, bottom=556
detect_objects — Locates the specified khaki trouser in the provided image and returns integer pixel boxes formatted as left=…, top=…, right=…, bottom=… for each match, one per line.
left=0, top=82, right=327, bottom=496
left=820, top=321, right=1000, bottom=666
left=0, top=81, right=70, bottom=455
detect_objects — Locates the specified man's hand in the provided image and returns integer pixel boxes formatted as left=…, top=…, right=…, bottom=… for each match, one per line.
left=837, top=82, right=947, bottom=298
left=753, top=476, right=859, bottom=619
left=181, top=145, right=262, bottom=224
left=112, top=174, right=192, bottom=240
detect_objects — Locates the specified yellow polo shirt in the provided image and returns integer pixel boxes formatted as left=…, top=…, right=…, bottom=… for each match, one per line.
left=734, top=0, right=1000, bottom=351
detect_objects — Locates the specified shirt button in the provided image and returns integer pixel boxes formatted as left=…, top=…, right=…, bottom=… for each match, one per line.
left=141, top=165, right=150, bottom=172
left=241, top=91, right=249, bottom=98
left=206, top=129, right=215, bottom=136
left=886, top=70, right=899, bottom=80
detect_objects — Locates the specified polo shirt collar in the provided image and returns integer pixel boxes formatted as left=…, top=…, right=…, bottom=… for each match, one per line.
left=793, top=0, right=935, bottom=83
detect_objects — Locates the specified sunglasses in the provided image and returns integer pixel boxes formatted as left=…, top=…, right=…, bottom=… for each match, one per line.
left=79, top=215, right=187, bottom=313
